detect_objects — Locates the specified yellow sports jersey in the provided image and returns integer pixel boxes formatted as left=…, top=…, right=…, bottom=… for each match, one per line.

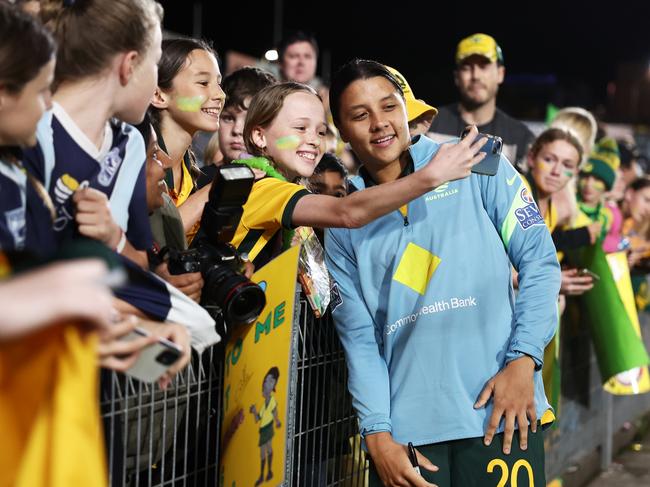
left=169, top=160, right=194, bottom=207
left=168, top=161, right=198, bottom=243
left=544, top=201, right=558, bottom=233
left=259, top=395, right=277, bottom=428
left=230, top=177, right=310, bottom=265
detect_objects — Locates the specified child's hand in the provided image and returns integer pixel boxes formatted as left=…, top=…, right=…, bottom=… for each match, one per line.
left=73, top=187, right=122, bottom=249
left=275, top=419, right=282, bottom=428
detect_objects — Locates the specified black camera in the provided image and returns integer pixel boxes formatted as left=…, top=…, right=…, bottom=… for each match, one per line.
left=167, top=164, right=266, bottom=328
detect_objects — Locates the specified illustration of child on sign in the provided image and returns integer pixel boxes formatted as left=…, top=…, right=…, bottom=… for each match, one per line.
left=249, top=366, right=281, bottom=486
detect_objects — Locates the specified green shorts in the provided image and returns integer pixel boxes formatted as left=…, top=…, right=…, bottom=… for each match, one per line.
left=259, top=422, right=274, bottom=446
left=369, top=426, right=545, bottom=487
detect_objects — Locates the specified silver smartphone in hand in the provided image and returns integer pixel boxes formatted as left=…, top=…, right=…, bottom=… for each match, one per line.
left=460, top=127, right=503, bottom=176
left=121, top=327, right=182, bottom=382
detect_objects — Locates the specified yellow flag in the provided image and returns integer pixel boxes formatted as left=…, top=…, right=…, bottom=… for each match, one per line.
left=0, top=324, right=106, bottom=487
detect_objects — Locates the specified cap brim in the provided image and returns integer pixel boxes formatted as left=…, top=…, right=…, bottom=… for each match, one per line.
left=406, top=99, right=438, bottom=122
left=456, top=50, right=496, bottom=64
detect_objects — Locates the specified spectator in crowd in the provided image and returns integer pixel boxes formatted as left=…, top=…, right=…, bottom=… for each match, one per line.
left=622, top=177, right=650, bottom=269
left=0, top=0, right=174, bottom=370
left=198, top=66, right=277, bottom=188
left=20, top=0, right=164, bottom=269
left=150, top=37, right=225, bottom=243
left=621, top=177, right=650, bottom=310
left=577, top=138, right=621, bottom=245
left=229, top=81, right=485, bottom=269
left=618, top=139, right=644, bottom=186
left=549, top=107, right=599, bottom=228
left=0, top=8, right=188, bottom=485
left=278, top=31, right=319, bottom=86
left=134, top=115, right=205, bottom=302
left=307, top=152, right=348, bottom=198
left=428, top=33, right=535, bottom=171
left=326, top=59, right=560, bottom=487
left=525, top=127, right=595, bottom=296
left=385, top=65, right=438, bottom=137
left=0, top=2, right=56, bottom=253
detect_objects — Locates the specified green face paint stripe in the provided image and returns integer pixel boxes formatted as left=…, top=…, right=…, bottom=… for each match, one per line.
left=176, top=95, right=206, bottom=112
left=275, top=135, right=301, bottom=150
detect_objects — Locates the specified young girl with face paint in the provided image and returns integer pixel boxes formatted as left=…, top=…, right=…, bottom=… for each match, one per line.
left=526, top=128, right=594, bottom=296
left=149, top=38, right=225, bottom=241
left=228, top=81, right=486, bottom=268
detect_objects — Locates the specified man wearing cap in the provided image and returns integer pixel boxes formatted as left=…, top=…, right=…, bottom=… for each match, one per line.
left=386, top=66, right=438, bottom=137
left=428, top=33, right=534, bottom=171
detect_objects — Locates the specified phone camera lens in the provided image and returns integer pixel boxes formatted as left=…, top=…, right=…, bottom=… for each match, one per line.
left=155, top=350, right=179, bottom=366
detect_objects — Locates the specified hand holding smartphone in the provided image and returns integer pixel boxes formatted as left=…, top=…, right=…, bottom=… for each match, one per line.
left=460, top=127, right=503, bottom=176
left=120, top=326, right=183, bottom=383
left=576, top=268, right=600, bottom=281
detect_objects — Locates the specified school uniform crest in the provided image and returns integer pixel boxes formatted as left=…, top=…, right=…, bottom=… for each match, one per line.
left=4, top=207, right=26, bottom=249
left=98, top=147, right=122, bottom=186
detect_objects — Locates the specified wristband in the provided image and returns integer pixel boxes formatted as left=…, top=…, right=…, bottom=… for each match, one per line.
left=115, top=230, right=127, bottom=254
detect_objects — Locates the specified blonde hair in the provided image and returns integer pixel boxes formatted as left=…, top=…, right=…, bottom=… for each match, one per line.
left=550, top=107, right=597, bottom=166
left=243, top=82, right=320, bottom=157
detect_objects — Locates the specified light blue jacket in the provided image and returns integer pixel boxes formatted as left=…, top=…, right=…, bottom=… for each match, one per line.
left=325, top=135, right=560, bottom=446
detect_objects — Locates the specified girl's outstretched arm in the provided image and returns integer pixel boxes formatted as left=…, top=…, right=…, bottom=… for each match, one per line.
left=292, top=128, right=486, bottom=229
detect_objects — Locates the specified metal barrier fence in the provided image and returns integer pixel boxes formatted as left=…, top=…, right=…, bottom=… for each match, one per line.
left=101, top=299, right=650, bottom=487
left=100, top=300, right=369, bottom=487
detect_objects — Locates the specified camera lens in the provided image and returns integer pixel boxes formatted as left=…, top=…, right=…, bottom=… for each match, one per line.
left=155, top=349, right=180, bottom=366
left=204, top=265, right=266, bottom=325
left=227, top=282, right=266, bottom=324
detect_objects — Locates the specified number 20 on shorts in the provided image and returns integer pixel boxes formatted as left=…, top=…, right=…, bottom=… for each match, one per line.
left=487, top=458, right=534, bottom=487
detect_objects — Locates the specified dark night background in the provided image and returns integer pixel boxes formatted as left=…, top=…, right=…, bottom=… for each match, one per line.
left=159, top=0, right=650, bottom=124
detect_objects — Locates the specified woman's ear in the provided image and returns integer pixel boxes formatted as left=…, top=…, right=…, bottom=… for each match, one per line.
left=251, top=126, right=266, bottom=151
left=151, top=87, right=169, bottom=110
left=117, top=50, right=139, bottom=86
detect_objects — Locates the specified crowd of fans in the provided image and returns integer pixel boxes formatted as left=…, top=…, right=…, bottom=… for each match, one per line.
left=2, top=1, right=650, bottom=486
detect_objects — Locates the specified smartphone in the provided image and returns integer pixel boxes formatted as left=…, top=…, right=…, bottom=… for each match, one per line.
left=120, top=327, right=183, bottom=382
left=460, top=127, right=503, bottom=176
left=577, top=268, right=600, bottom=281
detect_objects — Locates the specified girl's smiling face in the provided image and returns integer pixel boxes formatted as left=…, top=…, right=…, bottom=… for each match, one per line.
left=164, top=49, right=225, bottom=135
left=252, top=91, right=326, bottom=180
